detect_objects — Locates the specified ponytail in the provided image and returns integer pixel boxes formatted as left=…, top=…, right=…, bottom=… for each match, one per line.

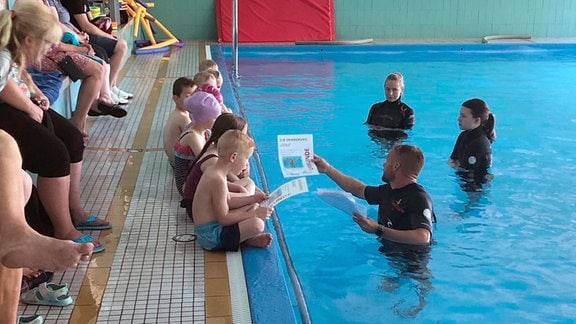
left=483, top=113, right=496, bottom=143
left=187, top=113, right=247, bottom=175
left=462, top=98, right=496, bottom=143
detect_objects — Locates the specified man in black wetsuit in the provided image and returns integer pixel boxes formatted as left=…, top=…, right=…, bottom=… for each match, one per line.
left=313, top=144, right=435, bottom=246
left=365, top=73, right=415, bottom=143
left=314, top=144, right=436, bottom=316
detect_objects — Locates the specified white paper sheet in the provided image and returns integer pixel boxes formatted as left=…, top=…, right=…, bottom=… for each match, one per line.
left=277, top=134, right=319, bottom=178
left=261, top=177, right=309, bottom=208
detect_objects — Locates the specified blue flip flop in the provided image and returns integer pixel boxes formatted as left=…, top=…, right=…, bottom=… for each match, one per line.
left=75, top=215, right=112, bottom=231
left=73, top=234, right=105, bottom=253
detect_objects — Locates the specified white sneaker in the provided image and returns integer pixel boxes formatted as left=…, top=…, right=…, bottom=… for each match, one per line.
left=112, top=86, right=133, bottom=100
left=111, top=92, right=129, bottom=105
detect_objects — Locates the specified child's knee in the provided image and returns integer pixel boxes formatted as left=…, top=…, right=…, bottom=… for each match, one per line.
left=253, top=218, right=265, bottom=232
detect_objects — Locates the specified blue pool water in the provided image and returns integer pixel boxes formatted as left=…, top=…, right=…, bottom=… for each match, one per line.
left=214, top=44, right=576, bottom=323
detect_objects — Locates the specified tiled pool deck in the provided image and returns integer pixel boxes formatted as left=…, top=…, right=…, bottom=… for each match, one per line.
left=17, top=40, right=240, bottom=324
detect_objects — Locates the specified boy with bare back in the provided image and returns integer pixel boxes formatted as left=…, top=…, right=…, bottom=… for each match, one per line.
left=192, top=130, right=273, bottom=251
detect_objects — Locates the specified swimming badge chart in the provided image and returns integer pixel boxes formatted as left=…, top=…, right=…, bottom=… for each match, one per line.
left=277, top=134, right=319, bottom=178
left=261, top=177, right=309, bottom=208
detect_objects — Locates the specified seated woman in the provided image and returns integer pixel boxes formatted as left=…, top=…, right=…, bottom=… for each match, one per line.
left=59, top=0, right=132, bottom=101
left=447, top=98, right=496, bottom=191
left=0, top=129, right=92, bottom=324
left=32, top=0, right=127, bottom=136
left=43, top=0, right=131, bottom=111
left=182, top=113, right=258, bottom=221
left=0, top=0, right=109, bottom=251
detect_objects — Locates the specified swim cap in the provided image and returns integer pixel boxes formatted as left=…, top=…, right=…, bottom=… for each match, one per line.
left=183, top=91, right=221, bottom=124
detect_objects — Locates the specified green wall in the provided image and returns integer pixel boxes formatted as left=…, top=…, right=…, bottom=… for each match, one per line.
left=147, top=0, right=576, bottom=41
left=334, top=0, right=576, bottom=39
left=148, top=0, right=217, bottom=40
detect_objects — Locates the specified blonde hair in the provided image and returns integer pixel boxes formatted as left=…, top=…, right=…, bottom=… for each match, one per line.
left=391, top=144, right=424, bottom=177
left=385, top=72, right=405, bottom=88
left=198, top=59, right=218, bottom=72
left=206, top=69, right=220, bottom=80
left=193, top=71, right=216, bottom=86
left=0, top=0, right=61, bottom=84
left=217, top=129, right=254, bottom=160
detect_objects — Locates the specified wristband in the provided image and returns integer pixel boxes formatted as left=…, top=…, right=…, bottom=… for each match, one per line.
left=375, top=225, right=384, bottom=237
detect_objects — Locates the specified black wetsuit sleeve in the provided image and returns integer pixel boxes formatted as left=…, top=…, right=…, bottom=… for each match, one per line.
left=459, top=136, right=491, bottom=170
left=364, top=185, right=382, bottom=205
left=450, top=133, right=492, bottom=170
left=449, top=132, right=465, bottom=160
left=365, top=104, right=378, bottom=125
left=406, top=190, right=434, bottom=232
left=400, top=106, right=415, bottom=130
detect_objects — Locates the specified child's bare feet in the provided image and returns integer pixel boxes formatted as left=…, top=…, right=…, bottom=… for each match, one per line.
left=244, top=233, right=273, bottom=248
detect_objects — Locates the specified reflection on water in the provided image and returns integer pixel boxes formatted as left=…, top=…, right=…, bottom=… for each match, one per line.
left=455, top=168, right=494, bottom=193
left=368, top=129, right=408, bottom=149
left=378, top=241, right=433, bottom=318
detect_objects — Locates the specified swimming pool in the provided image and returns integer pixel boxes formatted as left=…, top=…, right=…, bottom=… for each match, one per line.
left=213, top=43, right=576, bottom=323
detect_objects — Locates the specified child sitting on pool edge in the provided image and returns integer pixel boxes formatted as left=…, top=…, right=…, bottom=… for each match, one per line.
left=182, top=113, right=258, bottom=221
left=162, top=77, right=197, bottom=167
left=193, top=70, right=231, bottom=113
left=173, top=91, right=222, bottom=196
left=192, top=130, right=273, bottom=251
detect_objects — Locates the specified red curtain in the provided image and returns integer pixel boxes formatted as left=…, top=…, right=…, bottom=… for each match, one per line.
left=215, top=0, right=335, bottom=43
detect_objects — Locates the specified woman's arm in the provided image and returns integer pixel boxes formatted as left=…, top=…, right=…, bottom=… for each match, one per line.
left=0, top=79, right=44, bottom=123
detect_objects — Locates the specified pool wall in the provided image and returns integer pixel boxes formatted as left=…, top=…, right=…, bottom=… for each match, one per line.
left=149, top=0, right=576, bottom=40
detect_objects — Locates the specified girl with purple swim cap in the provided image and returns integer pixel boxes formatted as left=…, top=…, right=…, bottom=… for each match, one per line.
left=172, top=91, right=222, bottom=196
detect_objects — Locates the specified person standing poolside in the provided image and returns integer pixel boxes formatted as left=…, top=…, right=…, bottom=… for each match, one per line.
left=447, top=98, right=495, bottom=191
left=365, top=72, right=415, bottom=142
left=313, top=144, right=436, bottom=246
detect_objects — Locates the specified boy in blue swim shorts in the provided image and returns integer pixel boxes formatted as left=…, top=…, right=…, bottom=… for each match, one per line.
left=192, top=130, right=273, bottom=251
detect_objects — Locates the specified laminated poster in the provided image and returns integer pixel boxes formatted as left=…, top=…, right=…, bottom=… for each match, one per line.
left=261, top=177, right=309, bottom=208
left=277, top=134, right=319, bottom=178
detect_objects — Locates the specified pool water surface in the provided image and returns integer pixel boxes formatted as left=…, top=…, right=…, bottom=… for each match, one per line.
left=214, top=44, right=576, bottom=323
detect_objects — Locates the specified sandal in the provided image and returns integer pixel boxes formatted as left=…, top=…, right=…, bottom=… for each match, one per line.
left=72, top=234, right=105, bottom=253
left=21, top=282, right=73, bottom=307
left=24, top=270, right=54, bottom=290
left=17, top=315, right=43, bottom=324
left=75, top=215, right=112, bottom=231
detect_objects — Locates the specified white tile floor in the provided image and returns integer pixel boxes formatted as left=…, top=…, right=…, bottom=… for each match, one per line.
left=18, top=41, right=211, bottom=324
